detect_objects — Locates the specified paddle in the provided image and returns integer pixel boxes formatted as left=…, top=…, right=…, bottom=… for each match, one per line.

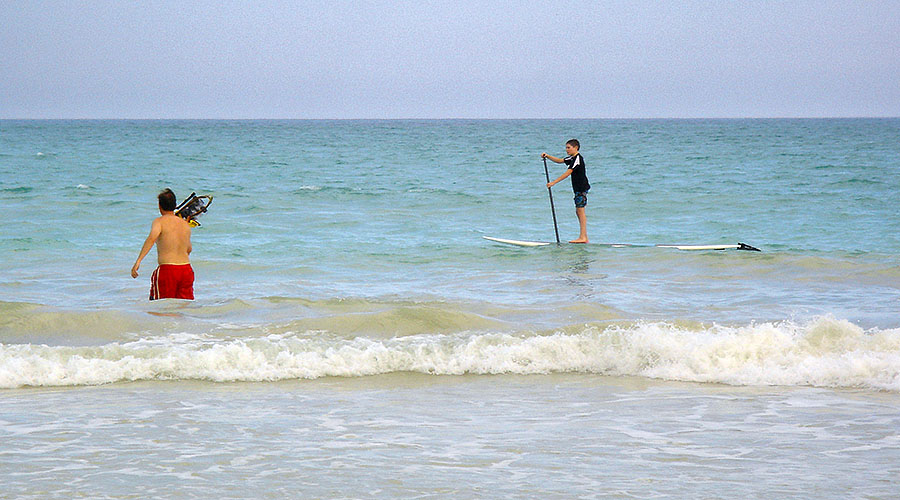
left=543, top=157, right=561, bottom=245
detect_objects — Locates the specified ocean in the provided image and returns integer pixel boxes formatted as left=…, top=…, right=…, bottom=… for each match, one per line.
left=1, top=119, right=899, bottom=498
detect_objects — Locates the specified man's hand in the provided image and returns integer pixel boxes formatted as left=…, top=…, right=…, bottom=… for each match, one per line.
left=131, top=263, right=140, bottom=279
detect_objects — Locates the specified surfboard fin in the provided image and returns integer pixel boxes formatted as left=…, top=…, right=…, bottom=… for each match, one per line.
left=737, top=242, right=761, bottom=252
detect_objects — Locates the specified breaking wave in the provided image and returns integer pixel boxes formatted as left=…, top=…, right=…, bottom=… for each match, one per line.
left=2, top=316, right=898, bottom=391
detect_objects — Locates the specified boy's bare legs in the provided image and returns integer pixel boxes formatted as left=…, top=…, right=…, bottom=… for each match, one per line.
left=570, top=207, right=588, bottom=243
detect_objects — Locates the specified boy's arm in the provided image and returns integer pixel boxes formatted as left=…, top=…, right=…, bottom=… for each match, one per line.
left=131, top=219, right=162, bottom=278
left=547, top=168, right=573, bottom=188
left=541, top=153, right=566, bottom=164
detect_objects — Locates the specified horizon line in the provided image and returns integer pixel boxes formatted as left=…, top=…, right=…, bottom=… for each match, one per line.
left=2, top=116, right=899, bottom=121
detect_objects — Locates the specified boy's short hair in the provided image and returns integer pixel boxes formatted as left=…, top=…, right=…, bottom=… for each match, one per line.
left=158, top=188, right=177, bottom=211
left=566, top=139, right=580, bottom=150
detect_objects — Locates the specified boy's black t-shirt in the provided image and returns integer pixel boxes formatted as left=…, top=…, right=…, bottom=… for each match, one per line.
left=564, top=153, right=590, bottom=193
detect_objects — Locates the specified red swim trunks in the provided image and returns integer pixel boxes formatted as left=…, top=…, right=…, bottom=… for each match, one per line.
left=150, top=264, right=194, bottom=300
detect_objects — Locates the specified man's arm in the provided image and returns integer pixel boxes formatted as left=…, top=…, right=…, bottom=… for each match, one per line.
left=131, top=219, right=162, bottom=278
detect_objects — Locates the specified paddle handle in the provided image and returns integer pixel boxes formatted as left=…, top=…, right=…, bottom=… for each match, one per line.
left=543, top=157, right=561, bottom=245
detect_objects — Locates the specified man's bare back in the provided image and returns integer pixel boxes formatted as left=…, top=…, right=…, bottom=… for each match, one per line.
left=131, top=212, right=192, bottom=278
left=155, top=214, right=192, bottom=264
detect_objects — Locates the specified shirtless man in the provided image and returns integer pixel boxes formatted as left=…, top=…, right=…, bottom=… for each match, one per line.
left=131, top=188, right=194, bottom=300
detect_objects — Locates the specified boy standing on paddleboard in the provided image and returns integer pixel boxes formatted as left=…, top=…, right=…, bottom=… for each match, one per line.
left=543, top=139, right=590, bottom=243
left=131, top=189, right=195, bottom=300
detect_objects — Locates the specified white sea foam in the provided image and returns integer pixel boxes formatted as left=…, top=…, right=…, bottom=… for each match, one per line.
left=1, top=316, right=898, bottom=390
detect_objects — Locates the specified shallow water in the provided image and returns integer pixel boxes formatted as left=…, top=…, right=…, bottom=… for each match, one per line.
left=3, top=376, right=899, bottom=499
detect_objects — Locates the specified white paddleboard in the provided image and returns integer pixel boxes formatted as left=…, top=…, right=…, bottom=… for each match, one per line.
left=656, top=244, right=741, bottom=251
left=482, top=236, right=551, bottom=247
left=656, top=243, right=760, bottom=251
left=484, top=236, right=760, bottom=251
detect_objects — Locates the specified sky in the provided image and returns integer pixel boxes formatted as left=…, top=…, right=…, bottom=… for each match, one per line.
left=2, top=0, right=898, bottom=119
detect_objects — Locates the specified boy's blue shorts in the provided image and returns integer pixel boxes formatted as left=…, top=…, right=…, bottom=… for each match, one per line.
left=574, top=191, right=588, bottom=208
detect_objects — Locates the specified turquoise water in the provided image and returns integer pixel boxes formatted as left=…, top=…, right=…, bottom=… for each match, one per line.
left=2, top=119, right=899, bottom=497
left=2, top=119, right=898, bottom=318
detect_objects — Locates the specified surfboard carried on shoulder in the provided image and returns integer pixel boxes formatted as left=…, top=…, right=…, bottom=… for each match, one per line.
left=482, top=236, right=761, bottom=251
left=174, top=192, right=213, bottom=228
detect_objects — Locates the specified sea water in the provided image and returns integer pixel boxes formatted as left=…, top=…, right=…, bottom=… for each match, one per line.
left=1, top=119, right=899, bottom=498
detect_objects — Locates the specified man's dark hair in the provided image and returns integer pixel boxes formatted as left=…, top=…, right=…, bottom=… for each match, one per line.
left=158, top=188, right=177, bottom=211
left=566, top=139, right=580, bottom=150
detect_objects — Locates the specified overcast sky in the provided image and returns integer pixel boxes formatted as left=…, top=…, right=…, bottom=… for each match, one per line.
left=2, top=1, right=898, bottom=119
